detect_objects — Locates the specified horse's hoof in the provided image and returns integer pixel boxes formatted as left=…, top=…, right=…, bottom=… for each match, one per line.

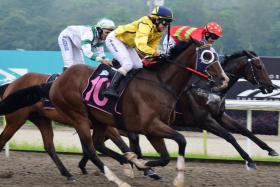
left=123, top=164, right=135, bottom=178
left=144, top=168, right=161, bottom=180
left=268, top=150, right=279, bottom=156
left=67, top=176, right=77, bottom=182
left=93, top=170, right=101, bottom=176
left=173, top=178, right=184, bottom=187
left=119, top=182, right=131, bottom=187
left=246, top=161, right=257, bottom=171
left=80, top=168, right=88, bottom=175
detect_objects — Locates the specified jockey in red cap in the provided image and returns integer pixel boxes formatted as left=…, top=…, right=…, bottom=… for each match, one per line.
left=162, top=21, right=223, bottom=53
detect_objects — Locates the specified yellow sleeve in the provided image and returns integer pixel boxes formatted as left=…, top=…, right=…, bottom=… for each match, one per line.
left=134, top=22, right=156, bottom=56
left=149, top=34, right=161, bottom=51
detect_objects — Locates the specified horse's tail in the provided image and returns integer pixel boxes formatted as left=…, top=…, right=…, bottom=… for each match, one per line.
left=0, top=83, right=10, bottom=99
left=0, top=82, right=52, bottom=115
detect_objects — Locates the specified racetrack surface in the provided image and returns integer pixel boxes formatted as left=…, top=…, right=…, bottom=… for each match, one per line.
left=0, top=151, right=279, bottom=187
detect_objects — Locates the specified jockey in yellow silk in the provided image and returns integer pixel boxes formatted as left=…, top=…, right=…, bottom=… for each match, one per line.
left=104, top=6, right=174, bottom=98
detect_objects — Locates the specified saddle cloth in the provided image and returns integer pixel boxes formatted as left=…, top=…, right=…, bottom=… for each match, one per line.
left=82, top=64, right=125, bottom=115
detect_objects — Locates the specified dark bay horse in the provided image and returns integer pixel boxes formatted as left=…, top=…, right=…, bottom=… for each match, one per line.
left=0, top=41, right=229, bottom=186
left=114, top=50, right=278, bottom=170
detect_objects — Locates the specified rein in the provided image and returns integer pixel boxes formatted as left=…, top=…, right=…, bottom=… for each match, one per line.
left=156, top=55, right=210, bottom=80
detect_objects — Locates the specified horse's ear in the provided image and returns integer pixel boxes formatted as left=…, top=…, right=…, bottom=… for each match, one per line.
left=244, top=50, right=257, bottom=58
left=243, top=50, right=254, bottom=58
left=249, top=50, right=258, bottom=57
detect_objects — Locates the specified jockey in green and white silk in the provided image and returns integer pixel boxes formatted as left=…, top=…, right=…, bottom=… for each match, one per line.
left=58, top=18, right=115, bottom=69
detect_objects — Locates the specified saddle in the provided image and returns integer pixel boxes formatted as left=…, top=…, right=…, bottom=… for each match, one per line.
left=43, top=74, right=59, bottom=109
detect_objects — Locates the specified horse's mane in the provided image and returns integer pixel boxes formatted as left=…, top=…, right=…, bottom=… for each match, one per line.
left=169, top=40, right=194, bottom=60
left=224, top=50, right=258, bottom=64
left=144, top=40, right=195, bottom=71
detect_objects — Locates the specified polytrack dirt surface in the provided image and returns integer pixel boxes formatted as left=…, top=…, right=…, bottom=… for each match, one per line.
left=0, top=151, right=280, bottom=187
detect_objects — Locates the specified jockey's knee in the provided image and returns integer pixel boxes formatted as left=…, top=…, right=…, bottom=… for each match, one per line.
left=118, top=63, right=133, bottom=76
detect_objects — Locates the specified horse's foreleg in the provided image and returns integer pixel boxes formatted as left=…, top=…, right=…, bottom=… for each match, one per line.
left=93, top=124, right=135, bottom=178
left=205, top=115, right=257, bottom=170
left=145, top=118, right=186, bottom=187
left=218, top=113, right=279, bottom=156
left=127, top=132, right=143, bottom=158
left=31, top=117, right=75, bottom=181
left=74, top=119, right=130, bottom=187
left=78, top=143, right=89, bottom=175
left=105, top=128, right=130, bottom=154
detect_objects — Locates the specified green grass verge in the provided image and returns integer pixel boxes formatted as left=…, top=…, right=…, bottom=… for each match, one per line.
left=8, top=140, right=81, bottom=153
left=6, top=141, right=280, bottom=162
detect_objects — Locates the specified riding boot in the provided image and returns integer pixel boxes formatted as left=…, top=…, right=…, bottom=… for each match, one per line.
left=103, top=71, right=124, bottom=98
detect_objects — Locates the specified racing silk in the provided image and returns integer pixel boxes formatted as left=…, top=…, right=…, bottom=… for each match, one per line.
left=170, top=25, right=206, bottom=44
left=62, top=25, right=105, bottom=61
left=114, top=16, right=162, bottom=56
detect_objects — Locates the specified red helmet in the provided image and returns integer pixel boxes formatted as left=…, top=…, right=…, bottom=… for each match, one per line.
left=205, top=22, right=223, bottom=37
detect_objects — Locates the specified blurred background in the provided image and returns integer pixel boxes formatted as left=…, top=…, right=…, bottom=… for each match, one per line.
left=0, top=0, right=280, bottom=56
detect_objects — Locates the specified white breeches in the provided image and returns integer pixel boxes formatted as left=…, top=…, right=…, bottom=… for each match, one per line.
left=58, top=34, right=85, bottom=68
left=105, top=32, right=142, bottom=75
left=162, top=35, right=176, bottom=54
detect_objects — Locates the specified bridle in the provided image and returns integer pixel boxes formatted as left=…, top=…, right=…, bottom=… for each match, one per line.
left=155, top=44, right=220, bottom=81
left=225, top=52, right=265, bottom=89
left=246, top=56, right=262, bottom=86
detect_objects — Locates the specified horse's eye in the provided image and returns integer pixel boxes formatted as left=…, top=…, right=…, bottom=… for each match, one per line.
left=252, top=60, right=263, bottom=70
left=254, top=63, right=263, bottom=70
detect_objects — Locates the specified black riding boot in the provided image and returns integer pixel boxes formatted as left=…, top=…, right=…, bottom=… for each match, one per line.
left=103, top=71, right=124, bottom=98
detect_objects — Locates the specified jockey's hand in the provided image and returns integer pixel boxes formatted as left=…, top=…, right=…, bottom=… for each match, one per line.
left=153, top=51, right=161, bottom=57
left=102, top=59, right=113, bottom=66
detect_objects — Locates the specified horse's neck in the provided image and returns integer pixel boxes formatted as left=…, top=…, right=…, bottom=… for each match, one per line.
left=158, top=45, right=196, bottom=96
left=219, top=56, right=247, bottom=95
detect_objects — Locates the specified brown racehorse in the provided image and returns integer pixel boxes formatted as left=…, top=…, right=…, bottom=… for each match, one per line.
left=0, top=40, right=229, bottom=187
left=102, top=50, right=278, bottom=171
left=0, top=73, right=141, bottom=180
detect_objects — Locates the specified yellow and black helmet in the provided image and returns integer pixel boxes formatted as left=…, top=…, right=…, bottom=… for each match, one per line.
left=151, top=6, right=174, bottom=21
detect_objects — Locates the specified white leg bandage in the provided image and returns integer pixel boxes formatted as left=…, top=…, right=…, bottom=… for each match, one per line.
left=124, top=152, right=148, bottom=169
left=104, top=166, right=131, bottom=187
left=173, top=156, right=185, bottom=187
left=122, top=164, right=135, bottom=178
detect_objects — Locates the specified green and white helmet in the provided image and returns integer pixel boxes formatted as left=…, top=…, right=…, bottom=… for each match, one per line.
left=96, top=18, right=116, bottom=30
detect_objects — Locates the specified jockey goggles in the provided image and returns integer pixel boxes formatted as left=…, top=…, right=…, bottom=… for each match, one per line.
left=102, top=28, right=114, bottom=34
left=158, top=18, right=172, bottom=27
left=208, top=33, right=220, bottom=40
